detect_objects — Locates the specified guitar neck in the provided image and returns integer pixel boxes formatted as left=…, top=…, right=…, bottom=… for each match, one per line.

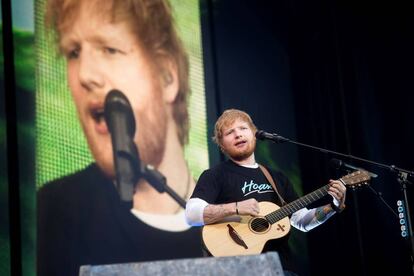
left=265, top=184, right=330, bottom=224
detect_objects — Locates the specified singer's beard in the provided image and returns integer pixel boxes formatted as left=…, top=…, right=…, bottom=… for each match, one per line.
left=134, top=98, right=167, bottom=168
left=226, top=139, right=256, bottom=162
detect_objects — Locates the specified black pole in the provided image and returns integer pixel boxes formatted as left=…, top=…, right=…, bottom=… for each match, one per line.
left=1, top=0, right=22, bottom=275
left=398, top=172, right=414, bottom=274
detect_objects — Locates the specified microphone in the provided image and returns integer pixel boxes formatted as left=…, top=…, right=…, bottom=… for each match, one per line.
left=255, top=130, right=290, bottom=143
left=104, top=89, right=141, bottom=201
left=331, top=158, right=378, bottom=178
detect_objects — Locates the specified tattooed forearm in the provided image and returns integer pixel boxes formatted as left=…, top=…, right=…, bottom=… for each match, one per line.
left=291, top=204, right=337, bottom=232
left=203, top=203, right=236, bottom=225
left=315, top=205, right=334, bottom=222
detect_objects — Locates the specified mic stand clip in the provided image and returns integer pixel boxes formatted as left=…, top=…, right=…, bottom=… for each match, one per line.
left=141, top=164, right=187, bottom=209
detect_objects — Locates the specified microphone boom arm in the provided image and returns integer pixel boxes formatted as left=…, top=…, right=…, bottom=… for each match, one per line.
left=142, top=165, right=186, bottom=208
left=256, top=129, right=414, bottom=271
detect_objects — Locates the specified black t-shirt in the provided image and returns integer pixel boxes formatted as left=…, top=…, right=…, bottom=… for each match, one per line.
left=192, top=159, right=297, bottom=206
left=37, top=163, right=203, bottom=276
left=191, top=159, right=299, bottom=271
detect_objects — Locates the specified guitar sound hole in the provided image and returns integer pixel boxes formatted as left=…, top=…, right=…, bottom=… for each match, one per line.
left=250, top=217, right=270, bottom=233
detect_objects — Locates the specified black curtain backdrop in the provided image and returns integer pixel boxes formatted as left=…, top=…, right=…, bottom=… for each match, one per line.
left=202, top=0, right=414, bottom=275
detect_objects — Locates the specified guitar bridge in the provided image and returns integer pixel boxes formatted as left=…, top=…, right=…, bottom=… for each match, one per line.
left=227, top=224, right=248, bottom=249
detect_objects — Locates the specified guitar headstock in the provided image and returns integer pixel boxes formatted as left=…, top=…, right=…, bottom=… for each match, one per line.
left=340, top=170, right=371, bottom=188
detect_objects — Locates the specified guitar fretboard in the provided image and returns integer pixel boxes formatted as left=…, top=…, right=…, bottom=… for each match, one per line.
left=265, top=184, right=330, bottom=224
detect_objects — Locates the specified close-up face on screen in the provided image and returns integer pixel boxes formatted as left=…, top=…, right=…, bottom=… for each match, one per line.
left=35, top=0, right=209, bottom=187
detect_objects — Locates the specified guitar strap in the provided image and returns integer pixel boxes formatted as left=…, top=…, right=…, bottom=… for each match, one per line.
left=258, top=164, right=287, bottom=206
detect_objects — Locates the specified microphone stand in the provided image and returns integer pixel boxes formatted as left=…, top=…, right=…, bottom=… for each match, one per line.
left=115, top=145, right=186, bottom=208
left=140, top=164, right=187, bottom=209
left=264, top=133, right=414, bottom=273
left=116, top=144, right=186, bottom=208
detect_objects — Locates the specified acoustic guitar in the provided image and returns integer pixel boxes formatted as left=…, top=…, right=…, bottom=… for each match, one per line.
left=202, top=170, right=370, bottom=257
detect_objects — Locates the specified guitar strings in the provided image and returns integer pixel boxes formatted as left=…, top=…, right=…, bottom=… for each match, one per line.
left=249, top=185, right=331, bottom=228
left=249, top=173, right=366, bottom=228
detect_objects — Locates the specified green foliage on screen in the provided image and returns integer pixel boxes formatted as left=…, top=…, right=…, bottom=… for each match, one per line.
left=13, top=31, right=35, bottom=92
left=0, top=25, right=35, bottom=92
left=171, top=0, right=209, bottom=181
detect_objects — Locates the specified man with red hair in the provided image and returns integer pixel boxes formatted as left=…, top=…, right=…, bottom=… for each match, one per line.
left=186, top=109, right=347, bottom=274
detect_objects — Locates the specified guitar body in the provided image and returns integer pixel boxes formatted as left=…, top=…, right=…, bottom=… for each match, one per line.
left=202, top=170, right=370, bottom=257
left=202, top=201, right=291, bottom=257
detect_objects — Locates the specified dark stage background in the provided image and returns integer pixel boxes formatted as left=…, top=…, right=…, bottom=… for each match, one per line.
left=201, top=0, right=413, bottom=275
left=2, top=0, right=413, bottom=275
